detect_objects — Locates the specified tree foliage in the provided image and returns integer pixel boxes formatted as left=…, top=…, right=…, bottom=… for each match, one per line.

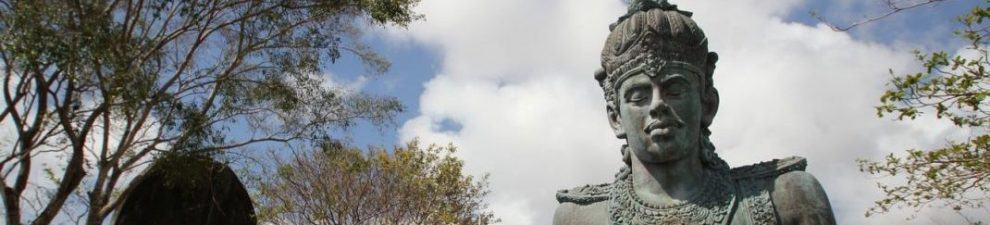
left=863, top=0, right=990, bottom=221
left=252, top=140, right=497, bottom=225
left=0, top=0, right=418, bottom=224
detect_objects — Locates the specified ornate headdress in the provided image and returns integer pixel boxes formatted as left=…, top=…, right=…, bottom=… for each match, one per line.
left=595, top=0, right=717, bottom=116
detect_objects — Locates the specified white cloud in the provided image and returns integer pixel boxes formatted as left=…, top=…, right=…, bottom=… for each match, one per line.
left=391, top=0, right=984, bottom=224
left=311, top=72, right=369, bottom=97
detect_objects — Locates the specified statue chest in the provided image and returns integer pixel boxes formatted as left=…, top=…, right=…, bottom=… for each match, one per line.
left=556, top=158, right=810, bottom=225
left=606, top=173, right=779, bottom=225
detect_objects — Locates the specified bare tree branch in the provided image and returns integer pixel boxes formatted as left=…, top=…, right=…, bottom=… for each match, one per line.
left=814, top=0, right=948, bottom=31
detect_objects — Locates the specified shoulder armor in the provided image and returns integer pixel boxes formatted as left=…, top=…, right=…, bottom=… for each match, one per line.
left=556, top=183, right=611, bottom=204
left=730, top=156, right=807, bottom=179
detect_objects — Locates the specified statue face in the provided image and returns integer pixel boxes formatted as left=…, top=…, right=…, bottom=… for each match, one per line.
left=610, top=64, right=704, bottom=164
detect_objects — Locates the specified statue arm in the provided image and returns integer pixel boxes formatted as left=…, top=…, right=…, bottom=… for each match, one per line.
left=771, top=171, right=836, bottom=225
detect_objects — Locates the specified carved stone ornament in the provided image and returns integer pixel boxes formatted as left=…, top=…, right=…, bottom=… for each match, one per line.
left=608, top=167, right=735, bottom=225
left=556, top=157, right=808, bottom=225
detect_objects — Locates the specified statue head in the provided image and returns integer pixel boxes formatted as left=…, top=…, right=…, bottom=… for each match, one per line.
left=595, top=0, right=728, bottom=171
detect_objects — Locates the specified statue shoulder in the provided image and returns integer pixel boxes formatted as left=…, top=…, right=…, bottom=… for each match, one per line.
left=770, top=169, right=836, bottom=224
left=729, top=156, right=836, bottom=225
left=555, top=183, right=611, bottom=204
left=729, top=156, right=807, bottom=179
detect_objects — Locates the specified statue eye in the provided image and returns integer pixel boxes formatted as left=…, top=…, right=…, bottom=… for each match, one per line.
left=664, top=80, right=688, bottom=97
left=626, top=87, right=651, bottom=104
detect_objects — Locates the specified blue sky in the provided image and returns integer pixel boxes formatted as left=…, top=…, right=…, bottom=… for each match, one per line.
left=322, top=0, right=989, bottom=224
left=788, top=0, right=978, bottom=49
left=325, top=37, right=440, bottom=149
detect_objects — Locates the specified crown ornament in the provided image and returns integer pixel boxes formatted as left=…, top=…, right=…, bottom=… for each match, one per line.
left=597, top=0, right=714, bottom=115
left=610, top=0, right=693, bottom=31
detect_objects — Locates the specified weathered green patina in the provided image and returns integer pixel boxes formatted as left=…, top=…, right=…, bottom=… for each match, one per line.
left=553, top=1, right=836, bottom=224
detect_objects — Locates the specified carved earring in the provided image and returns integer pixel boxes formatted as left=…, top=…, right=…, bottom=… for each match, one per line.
left=621, top=144, right=631, bottom=166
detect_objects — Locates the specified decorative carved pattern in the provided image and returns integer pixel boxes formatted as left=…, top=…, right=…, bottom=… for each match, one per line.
left=612, top=0, right=692, bottom=31
left=554, top=157, right=809, bottom=225
left=736, top=177, right=779, bottom=225
left=556, top=183, right=611, bottom=204
left=607, top=168, right=736, bottom=225
left=599, top=31, right=709, bottom=108
left=731, top=156, right=806, bottom=225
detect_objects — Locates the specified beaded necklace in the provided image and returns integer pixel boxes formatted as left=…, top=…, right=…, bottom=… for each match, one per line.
left=608, top=167, right=737, bottom=225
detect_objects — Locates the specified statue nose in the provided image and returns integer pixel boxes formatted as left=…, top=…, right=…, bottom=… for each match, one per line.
left=648, top=95, right=670, bottom=118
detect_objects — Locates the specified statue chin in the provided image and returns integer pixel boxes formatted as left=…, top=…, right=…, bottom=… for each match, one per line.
left=634, top=144, right=690, bottom=164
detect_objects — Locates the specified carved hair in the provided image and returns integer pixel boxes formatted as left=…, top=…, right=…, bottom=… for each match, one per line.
left=601, top=1, right=728, bottom=171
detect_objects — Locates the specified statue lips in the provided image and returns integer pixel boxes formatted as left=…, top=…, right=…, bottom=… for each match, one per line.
left=646, top=120, right=683, bottom=140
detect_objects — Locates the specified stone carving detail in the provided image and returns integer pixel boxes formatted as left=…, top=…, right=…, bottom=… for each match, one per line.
left=739, top=178, right=778, bottom=225
left=556, top=157, right=809, bottom=225
left=557, top=183, right=612, bottom=204
left=607, top=168, right=735, bottom=225
left=552, top=0, right=835, bottom=224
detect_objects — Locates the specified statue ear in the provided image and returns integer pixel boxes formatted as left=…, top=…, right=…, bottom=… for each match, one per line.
left=702, top=52, right=720, bottom=130
left=705, top=52, right=719, bottom=75
left=607, top=105, right=627, bottom=139
left=702, top=88, right=719, bottom=130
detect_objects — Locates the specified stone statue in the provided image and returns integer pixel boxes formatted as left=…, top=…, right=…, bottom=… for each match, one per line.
left=553, top=1, right=836, bottom=224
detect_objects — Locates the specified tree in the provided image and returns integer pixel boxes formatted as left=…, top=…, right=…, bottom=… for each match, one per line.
left=837, top=0, right=990, bottom=222
left=0, top=0, right=418, bottom=224
left=251, top=140, right=497, bottom=225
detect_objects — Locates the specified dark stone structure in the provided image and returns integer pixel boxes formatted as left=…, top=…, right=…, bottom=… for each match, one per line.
left=113, top=156, right=256, bottom=225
